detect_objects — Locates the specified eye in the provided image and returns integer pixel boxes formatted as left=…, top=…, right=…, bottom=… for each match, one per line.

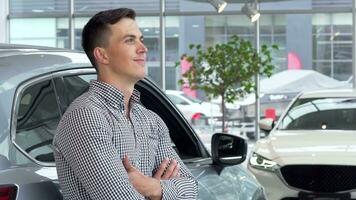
left=125, top=38, right=135, bottom=44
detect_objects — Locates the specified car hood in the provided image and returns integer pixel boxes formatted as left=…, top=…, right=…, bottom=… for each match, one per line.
left=254, top=130, right=356, bottom=165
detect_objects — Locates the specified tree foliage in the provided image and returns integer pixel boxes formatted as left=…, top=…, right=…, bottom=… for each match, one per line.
left=178, top=35, right=278, bottom=132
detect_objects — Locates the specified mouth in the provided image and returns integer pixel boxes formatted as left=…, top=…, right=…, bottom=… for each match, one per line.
left=134, top=58, right=146, bottom=65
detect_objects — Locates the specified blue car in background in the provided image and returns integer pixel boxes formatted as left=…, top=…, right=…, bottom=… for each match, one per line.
left=0, top=44, right=265, bottom=200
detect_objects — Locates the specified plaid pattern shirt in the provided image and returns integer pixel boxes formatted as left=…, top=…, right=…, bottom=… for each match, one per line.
left=53, top=80, right=198, bottom=200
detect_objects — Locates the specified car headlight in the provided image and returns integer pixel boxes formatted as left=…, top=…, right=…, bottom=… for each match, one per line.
left=249, top=152, right=278, bottom=172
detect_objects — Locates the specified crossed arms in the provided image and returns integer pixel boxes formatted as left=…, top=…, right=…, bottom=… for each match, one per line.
left=55, top=108, right=198, bottom=200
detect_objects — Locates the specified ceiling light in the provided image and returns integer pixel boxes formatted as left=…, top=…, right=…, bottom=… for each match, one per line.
left=241, top=1, right=260, bottom=22
left=208, top=0, right=227, bottom=13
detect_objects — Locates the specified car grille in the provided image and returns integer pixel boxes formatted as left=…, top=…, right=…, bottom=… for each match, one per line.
left=280, top=165, right=356, bottom=192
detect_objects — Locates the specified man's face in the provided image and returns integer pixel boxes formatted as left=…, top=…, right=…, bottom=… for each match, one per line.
left=103, top=18, right=147, bottom=82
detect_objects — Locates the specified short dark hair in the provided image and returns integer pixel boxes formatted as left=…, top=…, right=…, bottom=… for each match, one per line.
left=81, top=8, right=136, bottom=71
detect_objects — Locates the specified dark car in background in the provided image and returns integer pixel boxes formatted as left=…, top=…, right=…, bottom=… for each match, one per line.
left=0, top=44, right=265, bottom=200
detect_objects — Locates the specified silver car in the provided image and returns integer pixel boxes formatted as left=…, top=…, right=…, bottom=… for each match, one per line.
left=0, top=44, right=265, bottom=200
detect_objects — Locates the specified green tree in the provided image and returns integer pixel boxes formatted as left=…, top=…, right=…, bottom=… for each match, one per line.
left=178, top=35, right=278, bottom=132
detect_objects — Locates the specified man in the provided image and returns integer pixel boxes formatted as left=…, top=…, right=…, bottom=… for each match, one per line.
left=53, top=8, right=198, bottom=200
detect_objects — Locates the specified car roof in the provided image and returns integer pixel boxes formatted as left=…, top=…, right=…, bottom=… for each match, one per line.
left=299, top=89, right=356, bottom=99
left=0, top=43, right=92, bottom=84
left=0, top=43, right=66, bottom=51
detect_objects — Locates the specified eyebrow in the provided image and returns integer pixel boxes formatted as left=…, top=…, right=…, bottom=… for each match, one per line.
left=122, top=34, right=144, bottom=40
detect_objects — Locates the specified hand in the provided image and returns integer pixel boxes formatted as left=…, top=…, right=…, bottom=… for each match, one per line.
left=153, top=158, right=180, bottom=180
left=123, top=155, right=162, bottom=200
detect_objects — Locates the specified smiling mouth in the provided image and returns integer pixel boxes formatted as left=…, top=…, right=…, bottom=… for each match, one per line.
left=134, top=59, right=146, bottom=66
left=134, top=57, right=146, bottom=61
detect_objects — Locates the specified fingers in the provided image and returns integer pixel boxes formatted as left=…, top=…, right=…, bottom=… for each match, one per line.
left=123, top=155, right=135, bottom=172
left=161, top=159, right=180, bottom=179
left=171, top=163, right=180, bottom=178
left=153, top=158, right=169, bottom=179
left=127, top=156, right=181, bottom=180
left=153, top=158, right=180, bottom=180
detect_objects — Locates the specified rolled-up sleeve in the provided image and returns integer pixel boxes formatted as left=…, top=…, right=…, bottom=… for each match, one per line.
left=152, top=113, right=198, bottom=200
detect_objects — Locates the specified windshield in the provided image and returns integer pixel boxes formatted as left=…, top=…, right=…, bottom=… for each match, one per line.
left=278, top=97, right=356, bottom=130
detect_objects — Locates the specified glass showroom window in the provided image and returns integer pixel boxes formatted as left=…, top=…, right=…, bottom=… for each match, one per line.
left=312, top=13, right=352, bottom=81
left=205, top=15, right=254, bottom=47
left=260, top=15, right=287, bottom=72
left=204, top=15, right=285, bottom=72
left=10, top=0, right=68, bottom=14
left=74, top=0, right=160, bottom=13
left=9, top=17, right=69, bottom=48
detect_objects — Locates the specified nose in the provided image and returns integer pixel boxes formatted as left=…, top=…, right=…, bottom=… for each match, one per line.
left=137, top=41, right=148, bottom=53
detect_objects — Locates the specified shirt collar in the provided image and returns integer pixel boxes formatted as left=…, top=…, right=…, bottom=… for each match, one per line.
left=89, top=80, right=141, bottom=110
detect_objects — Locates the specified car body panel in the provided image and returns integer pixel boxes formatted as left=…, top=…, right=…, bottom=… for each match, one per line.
left=0, top=166, right=62, bottom=200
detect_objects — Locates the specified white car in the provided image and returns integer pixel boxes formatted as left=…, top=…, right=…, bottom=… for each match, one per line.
left=248, top=89, right=356, bottom=200
left=165, top=90, right=222, bottom=125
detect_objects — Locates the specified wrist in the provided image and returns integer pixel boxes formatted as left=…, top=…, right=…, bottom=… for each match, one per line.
left=149, top=178, right=162, bottom=200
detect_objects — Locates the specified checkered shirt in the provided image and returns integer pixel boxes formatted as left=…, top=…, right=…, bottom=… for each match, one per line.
left=53, top=80, right=198, bottom=200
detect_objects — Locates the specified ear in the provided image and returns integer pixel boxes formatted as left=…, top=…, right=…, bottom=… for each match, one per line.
left=93, top=47, right=109, bottom=65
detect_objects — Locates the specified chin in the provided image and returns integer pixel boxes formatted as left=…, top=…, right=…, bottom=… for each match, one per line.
left=134, top=73, right=146, bottom=81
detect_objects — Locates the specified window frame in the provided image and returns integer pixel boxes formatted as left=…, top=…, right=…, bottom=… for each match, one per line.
left=11, top=68, right=94, bottom=167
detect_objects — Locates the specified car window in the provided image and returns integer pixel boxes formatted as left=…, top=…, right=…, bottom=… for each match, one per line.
left=54, top=74, right=96, bottom=114
left=278, top=97, right=356, bottom=130
left=15, top=79, right=61, bottom=163
left=14, top=74, right=95, bottom=164
left=136, top=83, right=205, bottom=159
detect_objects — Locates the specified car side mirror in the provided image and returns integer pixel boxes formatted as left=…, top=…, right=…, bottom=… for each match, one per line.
left=259, top=118, right=275, bottom=132
left=211, top=133, right=247, bottom=169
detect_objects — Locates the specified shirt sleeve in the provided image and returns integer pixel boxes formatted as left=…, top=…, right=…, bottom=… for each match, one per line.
left=54, top=108, right=144, bottom=200
left=152, top=112, right=198, bottom=200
